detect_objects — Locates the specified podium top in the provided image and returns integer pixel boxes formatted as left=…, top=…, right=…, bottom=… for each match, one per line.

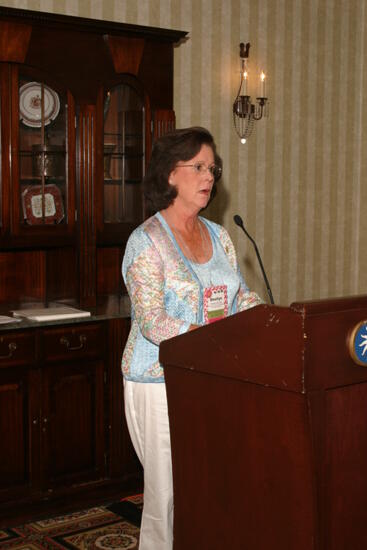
left=160, top=295, right=367, bottom=393
left=290, top=294, right=367, bottom=315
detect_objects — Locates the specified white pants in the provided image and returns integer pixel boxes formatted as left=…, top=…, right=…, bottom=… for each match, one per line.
left=124, top=380, right=173, bottom=550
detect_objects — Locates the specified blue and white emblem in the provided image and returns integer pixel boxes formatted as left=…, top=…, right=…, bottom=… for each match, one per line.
left=349, top=321, right=367, bottom=366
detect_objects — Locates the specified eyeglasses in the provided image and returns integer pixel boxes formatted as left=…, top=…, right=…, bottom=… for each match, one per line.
left=176, top=161, right=222, bottom=179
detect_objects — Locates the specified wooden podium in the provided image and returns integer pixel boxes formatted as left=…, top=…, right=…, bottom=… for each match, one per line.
left=160, top=296, right=367, bottom=550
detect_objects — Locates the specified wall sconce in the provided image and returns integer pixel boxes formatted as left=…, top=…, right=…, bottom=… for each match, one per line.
left=233, top=43, right=268, bottom=144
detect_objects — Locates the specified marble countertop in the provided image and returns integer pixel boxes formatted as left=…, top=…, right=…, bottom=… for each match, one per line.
left=0, top=295, right=131, bottom=332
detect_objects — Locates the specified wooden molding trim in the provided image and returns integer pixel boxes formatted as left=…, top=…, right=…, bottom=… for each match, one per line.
left=104, top=36, right=145, bottom=75
left=0, top=21, right=31, bottom=63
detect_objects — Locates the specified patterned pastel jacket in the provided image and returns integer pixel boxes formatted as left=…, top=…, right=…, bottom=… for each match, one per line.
left=121, top=212, right=262, bottom=383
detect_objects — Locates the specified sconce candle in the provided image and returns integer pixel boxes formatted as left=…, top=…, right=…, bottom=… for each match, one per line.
left=260, top=72, right=266, bottom=97
left=243, top=70, right=248, bottom=95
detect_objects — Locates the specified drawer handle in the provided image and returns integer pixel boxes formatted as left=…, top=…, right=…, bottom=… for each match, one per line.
left=0, top=342, right=17, bottom=359
left=60, top=334, right=87, bottom=351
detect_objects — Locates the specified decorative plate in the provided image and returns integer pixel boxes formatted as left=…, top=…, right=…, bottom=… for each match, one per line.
left=19, top=82, right=60, bottom=128
left=22, top=184, right=64, bottom=225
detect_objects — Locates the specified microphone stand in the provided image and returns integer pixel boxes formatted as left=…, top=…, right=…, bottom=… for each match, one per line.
left=233, top=215, right=275, bottom=305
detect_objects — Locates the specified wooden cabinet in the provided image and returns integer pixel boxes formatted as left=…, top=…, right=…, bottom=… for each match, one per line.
left=39, top=324, right=105, bottom=490
left=0, top=7, right=186, bottom=522
left=0, top=316, right=139, bottom=522
left=0, top=324, right=104, bottom=501
left=0, top=6, right=186, bottom=304
left=0, top=332, right=37, bottom=503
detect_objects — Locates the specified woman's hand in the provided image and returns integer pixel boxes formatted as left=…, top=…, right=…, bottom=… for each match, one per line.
left=188, top=324, right=200, bottom=331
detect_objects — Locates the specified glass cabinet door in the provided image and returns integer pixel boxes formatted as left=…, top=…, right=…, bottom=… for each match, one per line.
left=103, top=83, right=145, bottom=224
left=18, top=78, right=67, bottom=227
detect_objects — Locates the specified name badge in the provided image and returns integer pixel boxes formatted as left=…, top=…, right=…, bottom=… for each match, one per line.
left=203, top=285, right=228, bottom=324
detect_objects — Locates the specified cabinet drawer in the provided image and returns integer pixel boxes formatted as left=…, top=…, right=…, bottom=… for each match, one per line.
left=0, top=332, right=36, bottom=367
left=42, top=324, right=105, bottom=362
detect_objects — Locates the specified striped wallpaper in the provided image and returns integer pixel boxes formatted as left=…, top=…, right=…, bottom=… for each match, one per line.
left=2, top=0, right=366, bottom=306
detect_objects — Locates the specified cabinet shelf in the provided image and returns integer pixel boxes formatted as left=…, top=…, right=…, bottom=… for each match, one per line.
left=104, top=132, right=143, bottom=137
left=21, top=177, right=66, bottom=182
left=105, top=153, right=144, bottom=159
left=104, top=178, right=141, bottom=185
left=20, top=150, right=66, bottom=155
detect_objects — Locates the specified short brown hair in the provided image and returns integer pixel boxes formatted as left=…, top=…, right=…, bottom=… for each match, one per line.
left=144, top=126, right=222, bottom=212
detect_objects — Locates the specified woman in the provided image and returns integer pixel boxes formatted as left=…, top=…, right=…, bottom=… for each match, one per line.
left=121, top=127, right=261, bottom=550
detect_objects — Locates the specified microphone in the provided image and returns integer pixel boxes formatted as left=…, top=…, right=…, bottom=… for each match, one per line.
left=233, top=214, right=275, bottom=305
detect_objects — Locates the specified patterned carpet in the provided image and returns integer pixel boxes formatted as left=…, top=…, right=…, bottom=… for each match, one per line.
left=0, top=494, right=143, bottom=549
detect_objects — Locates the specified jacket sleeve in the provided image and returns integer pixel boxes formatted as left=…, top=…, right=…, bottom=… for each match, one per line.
left=236, top=269, right=264, bottom=311
left=122, top=228, right=190, bottom=345
left=218, top=225, right=263, bottom=312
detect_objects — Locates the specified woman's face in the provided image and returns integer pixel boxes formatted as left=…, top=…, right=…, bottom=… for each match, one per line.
left=169, top=144, right=215, bottom=214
